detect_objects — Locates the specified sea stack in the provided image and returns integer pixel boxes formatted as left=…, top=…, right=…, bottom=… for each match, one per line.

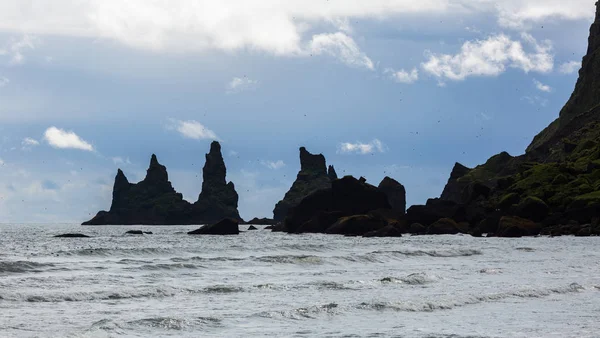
left=193, top=141, right=242, bottom=223
left=83, top=141, right=241, bottom=225
left=273, top=147, right=337, bottom=221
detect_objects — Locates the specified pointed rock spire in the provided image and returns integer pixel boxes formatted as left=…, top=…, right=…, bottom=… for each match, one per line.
left=328, top=165, right=338, bottom=180
left=144, top=154, right=169, bottom=183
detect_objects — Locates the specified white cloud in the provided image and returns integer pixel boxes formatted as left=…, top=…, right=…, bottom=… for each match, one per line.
left=43, top=127, right=94, bottom=151
left=228, top=150, right=239, bottom=157
left=0, top=76, right=8, bottom=87
left=227, top=76, right=258, bottom=93
left=386, top=68, right=419, bottom=84
left=522, top=95, right=548, bottom=107
left=0, top=158, right=4, bottom=166
left=495, top=0, right=595, bottom=29
left=309, top=32, right=374, bottom=70
left=21, top=137, right=40, bottom=150
left=167, top=118, right=219, bottom=140
left=0, top=35, right=38, bottom=65
left=422, top=33, right=553, bottom=81
left=338, top=139, right=385, bottom=155
left=112, top=157, right=132, bottom=165
left=261, top=160, right=286, bottom=170
left=559, top=60, right=580, bottom=74
left=533, top=79, right=551, bottom=92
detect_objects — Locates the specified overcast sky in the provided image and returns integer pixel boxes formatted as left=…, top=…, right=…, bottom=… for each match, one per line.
left=0, top=0, right=596, bottom=222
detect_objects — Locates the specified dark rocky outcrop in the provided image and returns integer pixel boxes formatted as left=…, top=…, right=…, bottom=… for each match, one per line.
left=247, top=225, right=258, bottom=230
left=125, top=230, right=152, bottom=235
left=193, top=141, right=242, bottom=223
left=83, top=141, right=241, bottom=225
left=378, top=177, right=406, bottom=214
left=325, top=215, right=388, bottom=236
left=54, top=233, right=90, bottom=238
left=188, top=218, right=239, bottom=235
left=407, top=6, right=600, bottom=237
left=273, top=147, right=336, bottom=221
left=281, top=176, right=391, bottom=234
left=245, top=217, right=277, bottom=225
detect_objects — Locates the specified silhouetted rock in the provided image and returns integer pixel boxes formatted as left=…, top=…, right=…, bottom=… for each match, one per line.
left=193, top=141, right=242, bottom=223
left=125, top=230, right=152, bottom=235
left=188, top=218, right=239, bottom=235
left=282, top=176, right=391, bottom=234
left=54, top=234, right=90, bottom=238
left=273, top=147, right=335, bottom=221
left=247, top=225, right=258, bottom=230
left=427, top=218, right=466, bottom=235
left=495, top=216, right=541, bottom=238
left=409, top=223, right=426, bottom=234
left=325, top=215, right=387, bottom=236
left=83, top=142, right=241, bottom=225
left=328, top=165, right=338, bottom=180
left=245, top=217, right=277, bottom=225
left=378, top=177, right=406, bottom=214
left=440, top=163, right=472, bottom=203
left=363, top=225, right=403, bottom=237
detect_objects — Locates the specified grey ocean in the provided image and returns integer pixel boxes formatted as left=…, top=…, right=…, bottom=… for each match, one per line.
left=1, top=224, right=599, bottom=337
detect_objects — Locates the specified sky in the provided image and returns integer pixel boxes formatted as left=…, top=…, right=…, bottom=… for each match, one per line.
left=0, top=0, right=596, bottom=223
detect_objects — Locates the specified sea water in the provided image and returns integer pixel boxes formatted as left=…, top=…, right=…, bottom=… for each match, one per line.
left=0, top=223, right=599, bottom=337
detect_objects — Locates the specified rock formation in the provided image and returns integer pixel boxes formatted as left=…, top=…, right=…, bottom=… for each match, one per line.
left=83, top=141, right=241, bottom=225
left=193, top=141, right=242, bottom=223
left=277, top=176, right=392, bottom=235
left=405, top=5, right=600, bottom=237
left=188, top=218, right=239, bottom=235
left=273, top=147, right=337, bottom=221
left=378, top=176, right=406, bottom=214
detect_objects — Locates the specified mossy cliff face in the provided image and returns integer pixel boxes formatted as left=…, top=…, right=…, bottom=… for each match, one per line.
left=273, top=147, right=336, bottom=221
left=83, top=141, right=241, bottom=225
left=425, top=4, right=600, bottom=235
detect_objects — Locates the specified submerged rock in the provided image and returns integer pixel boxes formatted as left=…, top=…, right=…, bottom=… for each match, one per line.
left=188, top=218, right=240, bottom=235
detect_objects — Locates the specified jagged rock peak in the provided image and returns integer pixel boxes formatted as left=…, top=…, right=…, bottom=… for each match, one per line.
left=588, top=1, right=600, bottom=55
left=328, top=165, right=338, bottom=180
left=202, top=141, right=227, bottom=189
left=449, top=163, right=471, bottom=180
left=299, top=147, right=327, bottom=175
left=114, top=169, right=130, bottom=188
left=145, top=154, right=168, bottom=183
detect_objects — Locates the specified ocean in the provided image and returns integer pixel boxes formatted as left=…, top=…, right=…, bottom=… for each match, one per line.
left=0, top=223, right=598, bottom=338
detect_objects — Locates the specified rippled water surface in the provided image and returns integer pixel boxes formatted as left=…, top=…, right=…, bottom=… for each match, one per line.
left=1, top=224, right=599, bottom=337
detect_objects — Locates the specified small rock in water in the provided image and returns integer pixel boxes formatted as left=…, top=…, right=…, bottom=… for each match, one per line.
left=54, top=233, right=90, bottom=238
left=247, top=225, right=258, bottom=231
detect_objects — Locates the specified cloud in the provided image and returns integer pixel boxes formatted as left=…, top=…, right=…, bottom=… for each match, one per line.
left=559, top=60, right=580, bottom=74
left=227, top=76, right=258, bottom=93
left=0, top=76, right=8, bottom=87
left=43, top=127, right=94, bottom=151
left=228, top=150, right=239, bottom=157
left=112, top=157, right=132, bottom=165
left=522, top=95, right=548, bottom=107
left=0, top=158, right=4, bottom=166
left=533, top=79, right=551, bottom=92
left=261, top=160, right=286, bottom=170
left=338, top=139, right=385, bottom=155
left=386, top=68, right=419, bottom=84
left=309, top=32, right=374, bottom=70
left=495, top=0, right=595, bottom=29
left=422, top=33, right=553, bottom=81
left=0, top=35, right=38, bottom=65
left=167, top=118, right=219, bottom=140
left=21, top=137, right=40, bottom=150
